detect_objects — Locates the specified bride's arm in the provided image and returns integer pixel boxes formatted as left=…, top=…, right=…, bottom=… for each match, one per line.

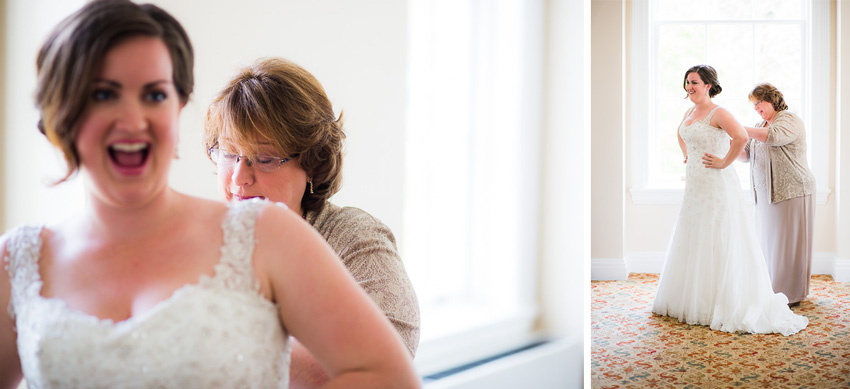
left=253, top=205, right=419, bottom=389
left=736, top=140, right=751, bottom=163
left=707, top=108, right=747, bottom=169
left=678, top=110, right=689, bottom=163
left=0, top=236, right=24, bottom=389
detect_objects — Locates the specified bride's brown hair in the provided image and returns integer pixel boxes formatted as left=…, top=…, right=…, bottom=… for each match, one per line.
left=683, top=65, right=722, bottom=98
left=35, top=0, right=194, bottom=184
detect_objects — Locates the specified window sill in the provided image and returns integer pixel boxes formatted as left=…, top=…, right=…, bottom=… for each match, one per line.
left=414, top=303, right=539, bottom=377
left=629, top=187, right=831, bottom=205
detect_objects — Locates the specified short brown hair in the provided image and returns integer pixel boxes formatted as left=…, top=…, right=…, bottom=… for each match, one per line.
left=683, top=65, right=722, bottom=98
left=36, top=0, right=194, bottom=183
left=203, top=57, right=345, bottom=213
left=748, top=83, right=788, bottom=112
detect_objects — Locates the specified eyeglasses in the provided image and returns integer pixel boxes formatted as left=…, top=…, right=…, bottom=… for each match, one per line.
left=753, top=100, right=763, bottom=107
left=208, top=147, right=298, bottom=173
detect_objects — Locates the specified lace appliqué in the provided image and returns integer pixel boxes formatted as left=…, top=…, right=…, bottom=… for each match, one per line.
left=4, top=224, right=44, bottom=322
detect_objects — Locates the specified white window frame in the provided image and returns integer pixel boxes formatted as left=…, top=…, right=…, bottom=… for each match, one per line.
left=629, top=0, right=831, bottom=205
left=403, top=0, right=545, bottom=376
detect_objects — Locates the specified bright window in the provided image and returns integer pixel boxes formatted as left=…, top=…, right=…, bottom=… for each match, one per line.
left=403, top=0, right=543, bottom=375
left=631, top=0, right=830, bottom=203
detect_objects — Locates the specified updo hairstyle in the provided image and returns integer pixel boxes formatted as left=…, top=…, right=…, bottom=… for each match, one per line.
left=682, top=64, right=722, bottom=98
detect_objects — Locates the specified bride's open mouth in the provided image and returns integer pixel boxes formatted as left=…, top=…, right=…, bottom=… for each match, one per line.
left=108, top=141, right=150, bottom=173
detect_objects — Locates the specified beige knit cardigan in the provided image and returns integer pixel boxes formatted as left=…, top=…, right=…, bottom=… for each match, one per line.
left=305, top=202, right=420, bottom=355
left=743, top=110, right=816, bottom=204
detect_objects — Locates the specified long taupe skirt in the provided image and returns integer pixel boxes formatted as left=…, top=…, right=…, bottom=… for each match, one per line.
left=754, top=190, right=814, bottom=304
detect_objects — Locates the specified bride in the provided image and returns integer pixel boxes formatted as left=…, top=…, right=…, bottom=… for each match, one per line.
left=651, top=65, right=808, bottom=336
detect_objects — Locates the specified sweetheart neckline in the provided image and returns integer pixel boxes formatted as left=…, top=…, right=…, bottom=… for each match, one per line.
left=33, top=278, right=277, bottom=329
left=683, top=106, right=720, bottom=127
left=24, top=203, right=272, bottom=328
left=681, top=119, right=721, bottom=130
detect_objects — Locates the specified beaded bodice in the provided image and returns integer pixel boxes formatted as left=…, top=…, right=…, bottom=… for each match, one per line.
left=4, top=199, right=291, bottom=388
left=679, top=106, right=741, bottom=198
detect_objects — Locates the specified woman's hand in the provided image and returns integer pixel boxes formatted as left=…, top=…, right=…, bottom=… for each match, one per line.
left=710, top=107, right=748, bottom=169
left=702, top=153, right=729, bottom=169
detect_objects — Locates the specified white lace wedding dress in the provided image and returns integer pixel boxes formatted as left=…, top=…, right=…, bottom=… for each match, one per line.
left=4, top=199, right=292, bottom=388
left=651, top=106, right=808, bottom=336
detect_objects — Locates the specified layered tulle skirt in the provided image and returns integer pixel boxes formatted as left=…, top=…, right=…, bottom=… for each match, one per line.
left=651, top=161, right=808, bottom=336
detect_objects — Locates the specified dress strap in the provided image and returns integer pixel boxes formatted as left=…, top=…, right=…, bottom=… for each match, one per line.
left=215, top=199, right=289, bottom=293
left=215, top=199, right=264, bottom=293
left=3, top=225, right=44, bottom=320
left=704, top=106, right=721, bottom=122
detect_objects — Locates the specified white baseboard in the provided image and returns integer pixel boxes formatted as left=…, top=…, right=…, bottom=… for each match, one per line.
left=592, top=252, right=841, bottom=281
left=624, top=252, right=665, bottom=274
left=834, top=257, right=850, bottom=282
left=589, top=258, right=628, bottom=280
left=811, top=253, right=837, bottom=275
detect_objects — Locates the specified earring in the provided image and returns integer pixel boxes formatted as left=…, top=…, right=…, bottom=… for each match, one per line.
left=308, top=178, right=314, bottom=194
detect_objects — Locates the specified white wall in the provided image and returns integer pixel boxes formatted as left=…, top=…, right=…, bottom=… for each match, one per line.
left=2, top=0, right=88, bottom=231
left=837, top=0, right=850, bottom=279
left=590, top=0, right=625, bottom=278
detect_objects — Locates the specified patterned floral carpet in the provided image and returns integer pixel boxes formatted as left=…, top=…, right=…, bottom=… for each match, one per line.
left=591, top=274, right=850, bottom=388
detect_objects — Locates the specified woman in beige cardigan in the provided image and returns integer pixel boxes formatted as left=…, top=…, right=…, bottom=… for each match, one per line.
left=738, top=83, right=816, bottom=306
